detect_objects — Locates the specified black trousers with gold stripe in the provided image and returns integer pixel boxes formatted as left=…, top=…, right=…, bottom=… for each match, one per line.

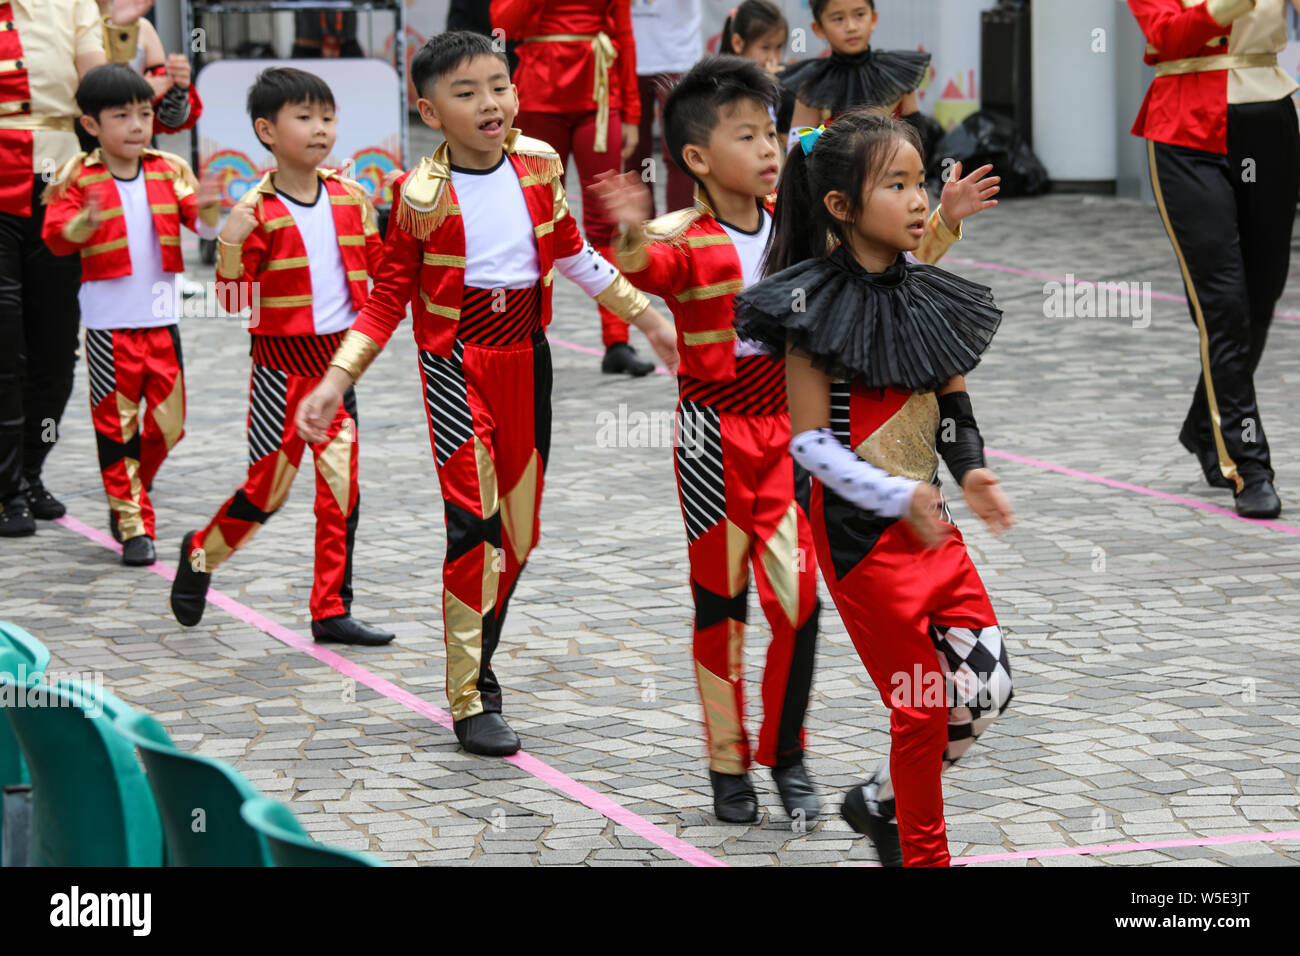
left=1148, top=97, right=1299, bottom=489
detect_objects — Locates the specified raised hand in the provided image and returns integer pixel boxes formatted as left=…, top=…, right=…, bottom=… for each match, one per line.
left=166, top=53, right=192, bottom=90
left=939, top=161, right=1000, bottom=228
left=196, top=174, right=221, bottom=209
left=109, top=0, right=155, bottom=25
left=592, top=170, right=653, bottom=229
left=219, top=201, right=258, bottom=245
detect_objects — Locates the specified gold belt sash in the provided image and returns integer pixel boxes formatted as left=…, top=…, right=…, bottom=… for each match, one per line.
left=0, top=114, right=76, bottom=132
left=1155, top=52, right=1277, bottom=78
left=523, top=31, right=618, bottom=152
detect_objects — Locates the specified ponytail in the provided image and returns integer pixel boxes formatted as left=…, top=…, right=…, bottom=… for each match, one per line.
left=764, top=145, right=822, bottom=276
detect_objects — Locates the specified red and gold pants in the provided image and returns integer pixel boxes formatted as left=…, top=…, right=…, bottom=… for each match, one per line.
left=85, top=326, right=185, bottom=540
left=674, top=359, right=821, bottom=773
left=192, top=333, right=359, bottom=621
left=418, top=286, right=551, bottom=721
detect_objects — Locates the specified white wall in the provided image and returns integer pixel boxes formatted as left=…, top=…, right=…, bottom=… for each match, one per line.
left=1032, top=0, right=1117, bottom=182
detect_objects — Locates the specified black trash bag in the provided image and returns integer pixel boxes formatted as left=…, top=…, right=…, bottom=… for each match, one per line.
left=925, top=109, right=1049, bottom=197
left=901, top=110, right=946, bottom=169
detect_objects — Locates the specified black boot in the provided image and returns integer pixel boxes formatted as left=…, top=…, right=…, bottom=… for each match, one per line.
left=709, top=769, right=758, bottom=823
left=169, top=530, right=211, bottom=626
left=772, top=763, right=821, bottom=822
left=109, top=509, right=123, bottom=543
left=601, top=342, right=654, bottom=377
left=1235, top=477, right=1281, bottom=519
left=121, top=535, right=156, bottom=567
left=0, top=496, right=35, bottom=537
left=23, top=477, right=65, bottom=520
left=311, top=613, right=395, bottom=646
left=453, top=712, right=520, bottom=756
left=842, top=784, right=903, bottom=867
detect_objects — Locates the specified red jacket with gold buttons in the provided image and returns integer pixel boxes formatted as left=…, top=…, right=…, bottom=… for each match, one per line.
left=40, top=148, right=211, bottom=277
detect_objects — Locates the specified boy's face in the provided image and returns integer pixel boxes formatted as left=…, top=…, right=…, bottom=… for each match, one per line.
left=254, top=99, right=337, bottom=170
left=812, top=1, right=878, bottom=53
left=80, top=99, right=153, bottom=162
left=417, top=54, right=518, bottom=159
left=683, top=98, right=781, bottom=201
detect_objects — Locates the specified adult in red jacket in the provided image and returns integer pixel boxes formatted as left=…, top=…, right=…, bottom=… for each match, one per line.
left=491, top=0, right=655, bottom=376
left=1129, top=0, right=1299, bottom=519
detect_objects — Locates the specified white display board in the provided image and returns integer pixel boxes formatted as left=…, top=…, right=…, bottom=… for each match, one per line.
left=197, top=58, right=404, bottom=208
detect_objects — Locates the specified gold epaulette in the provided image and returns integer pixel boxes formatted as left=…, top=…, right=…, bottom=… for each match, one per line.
left=510, top=133, right=566, bottom=183
left=643, top=207, right=702, bottom=247
left=41, top=152, right=89, bottom=205
left=393, top=153, right=453, bottom=240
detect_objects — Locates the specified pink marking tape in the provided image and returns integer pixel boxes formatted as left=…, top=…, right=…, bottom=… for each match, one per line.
left=55, top=513, right=726, bottom=867
left=952, top=828, right=1300, bottom=866
left=547, top=336, right=674, bottom=377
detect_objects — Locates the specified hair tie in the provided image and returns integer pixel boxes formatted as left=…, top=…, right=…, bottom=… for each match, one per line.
left=797, top=125, right=825, bottom=156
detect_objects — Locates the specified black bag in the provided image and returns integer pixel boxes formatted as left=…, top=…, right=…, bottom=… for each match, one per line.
left=926, top=109, right=1049, bottom=197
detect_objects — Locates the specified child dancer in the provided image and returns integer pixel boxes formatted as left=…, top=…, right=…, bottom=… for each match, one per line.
left=596, top=56, right=997, bottom=824
left=734, top=110, right=1015, bottom=866
left=492, top=0, right=657, bottom=377
left=295, top=31, right=677, bottom=757
left=42, top=64, right=220, bottom=566
left=168, top=67, right=395, bottom=647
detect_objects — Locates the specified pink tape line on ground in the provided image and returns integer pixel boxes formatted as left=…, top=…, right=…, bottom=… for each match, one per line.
left=547, top=337, right=674, bottom=376
left=55, top=513, right=726, bottom=868
left=945, top=256, right=1300, bottom=322
left=952, top=828, right=1300, bottom=866
left=985, top=448, right=1300, bottom=537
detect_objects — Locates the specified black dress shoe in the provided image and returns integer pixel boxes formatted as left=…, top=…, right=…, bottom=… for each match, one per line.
left=1192, top=445, right=1233, bottom=490
left=1235, top=478, right=1281, bottom=519
left=121, top=535, right=156, bottom=566
left=109, top=509, right=122, bottom=543
left=772, top=763, right=821, bottom=821
left=170, top=530, right=211, bottom=627
left=842, top=784, right=903, bottom=867
left=601, top=342, right=654, bottom=377
left=23, top=478, right=65, bottom=520
left=453, top=712, right=520, bottom=756
left=311, top=613, right=396, bottom=646
left=709, top=769, right=758, bottom=823
left=0, top=496, right=35, bottom=537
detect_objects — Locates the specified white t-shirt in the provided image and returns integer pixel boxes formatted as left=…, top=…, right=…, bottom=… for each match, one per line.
left=279, top=182, right=356, bottom=335
left=631, top=0, right=703, bottom=76
left=719, top=207, right=773, bottom=357
left=79, top=170, right=172, bottom=330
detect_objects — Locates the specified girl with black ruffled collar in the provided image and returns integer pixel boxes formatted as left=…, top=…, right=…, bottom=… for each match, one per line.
left=734, top=110, right=1015, bottom=867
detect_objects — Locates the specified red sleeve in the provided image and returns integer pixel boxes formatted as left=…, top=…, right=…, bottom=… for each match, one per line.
left=1127, top=0, right=1234, bottom=61
left=178, top=191, right=199, bottom=233
left=154, top=83, right=203, bottom=135
left=611, top=0, right=639, bottom=127
left=364, top=224, right=385, bottom=277
left=490, top=0, right=544, bottom=37
left=348, top=179, right=423, bottom=352
left=217, top=223, right=269, bottom=316
left=618, top=238, right=689, bottom=300
left=41, top=181, right=90, bottom=256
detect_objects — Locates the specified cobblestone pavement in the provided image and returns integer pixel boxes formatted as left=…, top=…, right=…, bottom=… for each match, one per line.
left=4, top=138, right=1300, bottom=866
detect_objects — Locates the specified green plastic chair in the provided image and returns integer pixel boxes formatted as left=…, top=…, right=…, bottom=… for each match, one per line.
left=0, top=669, right=162, bottom=866
left=0, top=625, right=50, bottom=862
left=240, top=797, right=384, bottom=867
left=115, top=711, right=273, bottom=867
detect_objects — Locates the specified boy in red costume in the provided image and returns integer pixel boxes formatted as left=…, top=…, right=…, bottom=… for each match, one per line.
left=42, top=64, right=220, bottom=566
left=296, top=32, right=677, bottom=756
left=168, top=67, right=395, bottom=647
left=492, top=0, right=656, bottom=376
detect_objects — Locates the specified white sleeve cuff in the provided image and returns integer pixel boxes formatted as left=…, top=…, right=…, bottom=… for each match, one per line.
left=790, top=427, right=920, bottom=518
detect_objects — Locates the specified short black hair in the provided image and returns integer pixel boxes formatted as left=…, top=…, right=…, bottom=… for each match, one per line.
left=663, top=55, right=781, bottom=183
left=410, top=30, right=507, bottom=100
left=75, top=64, right=155, bottom=121
left=811, top=0, right=875, bottom=22
left=246, top=67, right=336, bottom=150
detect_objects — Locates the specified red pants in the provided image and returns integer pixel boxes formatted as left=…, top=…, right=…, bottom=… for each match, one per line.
left=515, top=107, right=628, bottom=348
left=193, top=340, right=359, bottom=621
left=675, top=394, right=820, bottom=773
left=811, top=485, right=1012, bottom=867
left=85, top=326, right=185, bottom=540
left=417, top=287, right=552, bottom=721
left=630, top=73, right=696, bottom=215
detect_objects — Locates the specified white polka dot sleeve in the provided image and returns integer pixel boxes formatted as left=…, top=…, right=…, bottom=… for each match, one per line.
left=789, top=428, right=920, bottom=518
left=555, top=240, right=619, bottom=299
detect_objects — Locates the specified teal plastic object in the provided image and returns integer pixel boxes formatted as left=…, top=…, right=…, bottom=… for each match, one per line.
left=240, top=797, right=385, bottom=867
left=115, top=711, right=273, bottom=866
left=0, top=625, right=50, bottom=864
left=0, top=669, right=162, bottom=866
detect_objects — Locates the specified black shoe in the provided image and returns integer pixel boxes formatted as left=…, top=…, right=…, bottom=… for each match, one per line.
left=453, top=712, right=520, bottom=756
left=170, top=530, right=211, bottom=627
left=601, top=342, right=654, bottom=377
left=23, top=478, right=65, bottom=520
left=121, top=535, right=156, bottom=566
left=311, top=613, right=396, bottom=646
left=772, top=763, right=821, bottom=822
left=709, top=769, right=758, bottom=823
left=842, top=784, right=903, bottom=867
left=0, top=496, right=35, bottom=537
left=1235, top=478, right=1281, bottom=519
left=109, top=509, right=123, bottom=543
left=1192, top=445, right=1234, bottom=490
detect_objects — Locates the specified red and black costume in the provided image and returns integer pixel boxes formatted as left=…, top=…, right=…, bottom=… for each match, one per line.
left=735, top=247, right=1012, bottom=867
left=191, top=168, right=382, bottom=620
left=1129, top=0, right=1298, bottom=508
left=328, top=130, right=649, bottom=728
left=491, top=0, right=642, bottom=351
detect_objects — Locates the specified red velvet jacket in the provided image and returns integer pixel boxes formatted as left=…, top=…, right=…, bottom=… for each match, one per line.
left=1129, top=0, right=1258, bottom=153
left=0, top=1, right=40, bottom=215
left=41, top=148, right=213, bottom=278
left=491, top=0, right=640, bottom=126
left=216, top=168, right=383, bottom=337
